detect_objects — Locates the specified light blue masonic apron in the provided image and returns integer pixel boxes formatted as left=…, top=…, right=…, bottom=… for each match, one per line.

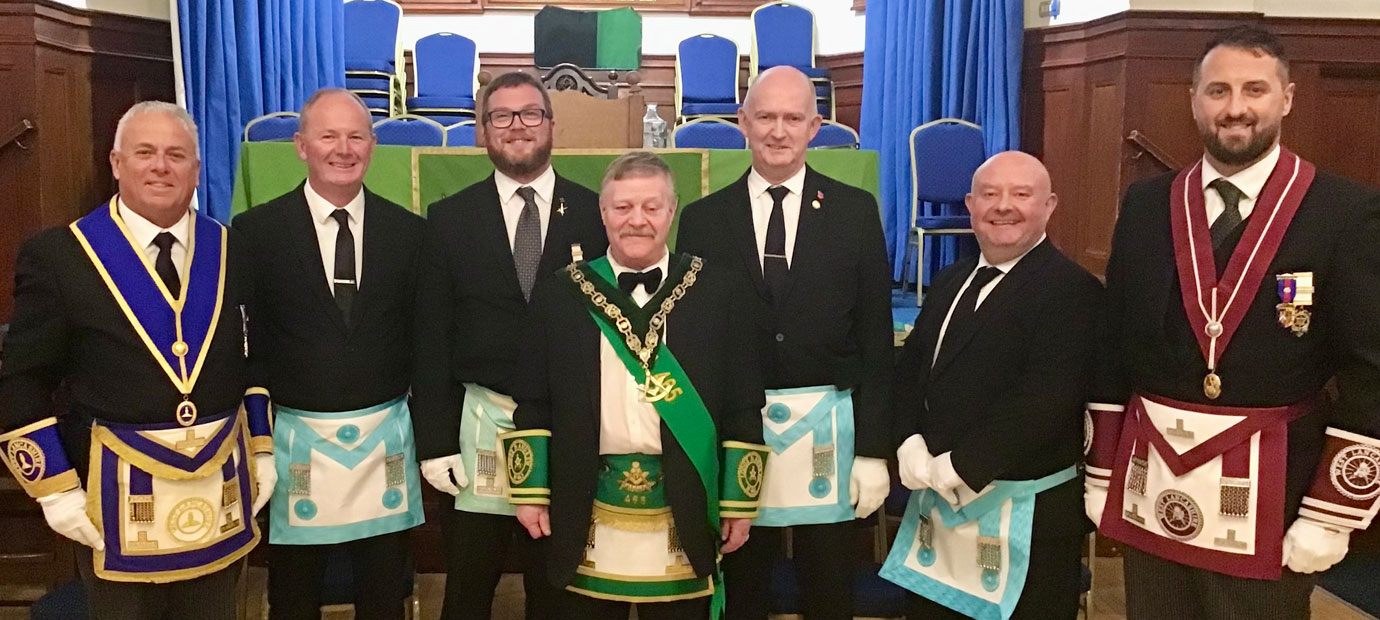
left=879, top=466, right=1077, bottom=620
left=269, top=396, right=424, bottom=544
left=454, top=383, right=516, bottom=515
left=755, top=386, right=855, bottom=527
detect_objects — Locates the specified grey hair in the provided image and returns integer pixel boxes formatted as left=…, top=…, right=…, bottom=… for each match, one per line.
left=600, top=151, right=677, bottom=205
left=113, top=101, right=200, bottom=157
left=300, top=88, right=374, bottom=132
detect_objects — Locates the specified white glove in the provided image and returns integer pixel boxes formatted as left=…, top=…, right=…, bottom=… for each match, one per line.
left=896, top=434, right=935, bottom=491
left=1084, top=483, right=1109, bottom=529
left=37, top=489, right=104, bottom=550
left=1282, top=517, right=1351, bottom=573
left=928, top=452, right=967, bottom=506
left=252, top=453, right=277, bottom=516
left=850, top=456, right=890, bottom=518
left=421, top=454, right=468, bottom=496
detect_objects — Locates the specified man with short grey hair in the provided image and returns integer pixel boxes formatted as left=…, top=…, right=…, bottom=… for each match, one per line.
left=0, top=100, right=274, bottom=620
left=507, top=151, right=768, bottom=620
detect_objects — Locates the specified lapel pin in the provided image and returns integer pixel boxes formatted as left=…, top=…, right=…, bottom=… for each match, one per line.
left=812, top=190, right=823, bottom=209
left=556, top=197, right=567, bottom=216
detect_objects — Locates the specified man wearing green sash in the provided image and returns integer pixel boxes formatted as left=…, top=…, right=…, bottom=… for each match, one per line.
left=504, top=151, right=770, bottom=619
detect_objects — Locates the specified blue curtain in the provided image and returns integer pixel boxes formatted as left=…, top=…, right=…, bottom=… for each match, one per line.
left=176, top=0, right=345, bottom=222
left=860, top=0, right=1023, bottom=283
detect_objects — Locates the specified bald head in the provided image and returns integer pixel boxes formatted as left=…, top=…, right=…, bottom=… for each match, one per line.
left=737, top=66, right=823, bottom=184
left=965, top=151, right=1058, bottom=264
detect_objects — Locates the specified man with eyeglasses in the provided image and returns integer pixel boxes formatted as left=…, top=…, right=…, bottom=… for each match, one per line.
left=412, top=70, right=607, bottom=619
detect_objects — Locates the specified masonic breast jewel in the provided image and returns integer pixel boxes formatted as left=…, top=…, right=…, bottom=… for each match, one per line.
left=1275, top=272, right=1313, bottom=337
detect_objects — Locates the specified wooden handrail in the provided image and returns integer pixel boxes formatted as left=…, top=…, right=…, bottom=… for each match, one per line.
left=2, top=119, right=35, bottom=152
left=1126, top=130, right=1181, bottom=171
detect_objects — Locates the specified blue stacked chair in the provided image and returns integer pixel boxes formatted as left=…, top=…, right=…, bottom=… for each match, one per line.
left=671, top=117, right=746, bottom=149
left=751, top=2, right=833, bottom=118
left=445, top=120, right=477, bottom=147
left=373, top=114, right=447, bottom=147
left=809, top=120, right=859, bottom=149
left=407, top=32, right=479, bottom=126
left=242, top=112, right=300, bottom=142
left=676, top=34, right=742, bottom=122
left=906, top=118, right=986, bottom=304
left=344, top=0, right=403, bottom=117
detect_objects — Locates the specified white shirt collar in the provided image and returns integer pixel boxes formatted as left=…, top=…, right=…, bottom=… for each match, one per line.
left=494, top=165, right=557, bottom=205
left=608, top=249, right=671, bottom=278
left=1201, top=144, right=1281, bottom=201
left=978, top=234, right=1045, bottom=273
left=117, top=195, right=191, bottom=250
left=747, top=165, right=806, bottom=200
left=304, top=180, right=365, bottom=226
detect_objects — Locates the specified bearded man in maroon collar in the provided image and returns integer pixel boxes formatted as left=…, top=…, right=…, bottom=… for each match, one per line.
left=1085, top=24, right=1380, bottom=620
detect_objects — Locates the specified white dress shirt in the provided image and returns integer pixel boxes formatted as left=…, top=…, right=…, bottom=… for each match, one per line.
left=304, top=180, right=366, bottom=292
left=1200, top=144, right=1280, bottom=226
left=933, top=235, right=1045, bottom=365
left=118, top=197, right=191, bottom=285
left=747, top=165, right=806, bottom=268
left=598, top=250, right=672, bottom=455
left=494, top=166, right=556, bottom=250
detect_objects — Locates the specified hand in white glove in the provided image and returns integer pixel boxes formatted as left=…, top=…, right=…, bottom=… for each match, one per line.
left=850, top=456, right=890, bottom=518
left=421, top=454, right=468, bottom=496
left=37, top=489, right=104, bottom=550
left=252, top=453, right=277, bottom=516
left=1084, top=483, right=1109, bottom=529
left=928, top=452, right=967, bottom=506
left=896, top=434, right=935, bottom=491
left=1282, top=517, right=1351, bottom=574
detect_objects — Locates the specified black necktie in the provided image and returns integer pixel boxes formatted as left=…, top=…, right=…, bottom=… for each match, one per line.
left=618, top=268, right=663, bottom=297
left=939, top=266, right=1003, bottom=356
left=1209, top=179, right=1244, bottom=249
left=152, top=232, right=180, bottom=298
left=763, top=185, right=791, bottom=303
left=330, top=209, right=356, bottom=325
left=513, top=186, right=543, bottom=301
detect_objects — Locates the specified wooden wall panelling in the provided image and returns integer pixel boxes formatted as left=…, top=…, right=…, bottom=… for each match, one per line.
left=819, top=51, right=862, bottom=131
left=1024, top=10, right=1380, bottom=277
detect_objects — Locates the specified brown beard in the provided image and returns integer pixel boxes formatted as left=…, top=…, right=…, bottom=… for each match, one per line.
left=488, top=136, right=552, bottom=180
left=1200, top=119, right=1279, bottom=167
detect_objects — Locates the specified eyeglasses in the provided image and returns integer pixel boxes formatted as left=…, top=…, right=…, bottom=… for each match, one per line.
left=485, top=109, right=549, bottom=129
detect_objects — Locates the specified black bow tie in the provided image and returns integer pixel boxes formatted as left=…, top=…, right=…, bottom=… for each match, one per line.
left=618, top=268, right=663, bottom=296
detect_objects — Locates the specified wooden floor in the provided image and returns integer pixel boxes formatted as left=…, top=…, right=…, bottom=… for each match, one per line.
left=6, top=559, right=1374, bottom=620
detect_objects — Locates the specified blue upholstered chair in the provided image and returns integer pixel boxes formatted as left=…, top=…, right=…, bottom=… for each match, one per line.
left=373, top=115, right=447, bottom=147
left=243, top=111, right=300, bottom=142
left=808, top=120, right=858, bottom=149
left=751, top=3, right=830, bottom=80
left=905, top=118, right=985, bottom=304
left=344, top=0, right=403, bottom=116
left=406, top=32, right=479, bottom=122
left=444, top=120, right=477, bottom=147
left=671, top=117, right=746, bottom=150
left=676, top=34, right=742, bottom=121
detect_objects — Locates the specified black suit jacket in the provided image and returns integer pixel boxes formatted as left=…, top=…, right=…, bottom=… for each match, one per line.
left=232, top=184, right=424, bottom=412
left=0, top=216, right=254, bottom=475
left=895, top=240, right=1102, bottom=539
left=676, top=167, right=894, bottom=458
left=410, top=173, right=606, bottom=460
left=512, top=254, right=765, bottom=586
left=1097, top=169, right=1380, bottom=519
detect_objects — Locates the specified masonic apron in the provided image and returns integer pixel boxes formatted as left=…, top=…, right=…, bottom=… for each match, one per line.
left=756, top=386, right=855, bottom=526
left=455, top=383, right=516, bottom=515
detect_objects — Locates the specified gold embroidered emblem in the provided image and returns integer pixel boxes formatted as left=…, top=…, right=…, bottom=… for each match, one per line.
left=737, top=452, right=764, bottom=498
left=507, top=439, right=535, bottom=486
left=641, top=371, right=683, bottom=404
left=6, top=438, right=45, bottom=482
left=166, top=498, right=216, bottom=543
left=618, top=461, right=657, bottom=493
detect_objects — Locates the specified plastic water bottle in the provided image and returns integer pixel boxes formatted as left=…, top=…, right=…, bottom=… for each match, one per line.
left=643, top=104, right=669, bottom=148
